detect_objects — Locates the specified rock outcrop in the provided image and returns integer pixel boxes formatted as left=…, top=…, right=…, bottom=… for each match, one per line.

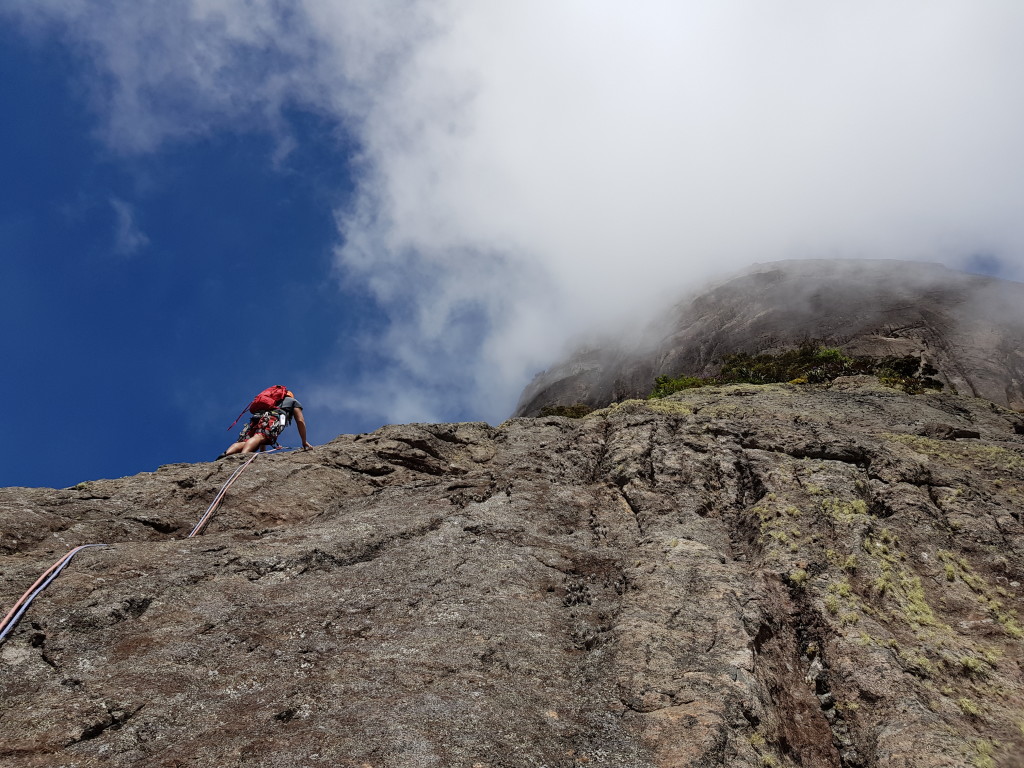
left=515, top=260, right=1024, bottom=416
left=3, top=379, right=1024, bottom=767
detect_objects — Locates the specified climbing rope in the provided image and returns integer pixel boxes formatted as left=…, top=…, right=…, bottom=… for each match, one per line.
left=188, top=445, right=296, bottom=537
left=0, top=544, right=108, bottom=643
left=0, top=446, right=295, bottom=644
left=187, top=452, right=261, bottom=537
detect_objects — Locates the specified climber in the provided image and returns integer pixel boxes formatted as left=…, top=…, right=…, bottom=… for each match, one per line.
left=222, top=388, right=313, bottom=456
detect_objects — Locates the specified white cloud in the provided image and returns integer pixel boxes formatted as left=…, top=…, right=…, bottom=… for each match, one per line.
left=10, top=1, right=1024, bottom=425
left=109, top=197, right=149, bottom=256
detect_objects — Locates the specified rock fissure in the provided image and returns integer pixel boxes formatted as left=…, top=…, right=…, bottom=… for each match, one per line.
left=29, top=628, right=60, bottom=671
left=66, top=703, right=144, bottom=746
left=128, top=516, right=179, bottom=534
left=739, top=436, right=873, bottom=471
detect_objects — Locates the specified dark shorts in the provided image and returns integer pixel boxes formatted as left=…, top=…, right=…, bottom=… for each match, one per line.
left=238, top=410, right=286, bottom=444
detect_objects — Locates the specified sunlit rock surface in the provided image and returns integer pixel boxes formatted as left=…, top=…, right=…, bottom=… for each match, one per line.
left=515, top=259, right=1024, bottom=416
left=3, top=379, right=1024, bottom=767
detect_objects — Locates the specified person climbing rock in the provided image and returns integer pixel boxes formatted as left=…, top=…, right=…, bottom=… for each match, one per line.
left=222, top=387, right=313, bottom=456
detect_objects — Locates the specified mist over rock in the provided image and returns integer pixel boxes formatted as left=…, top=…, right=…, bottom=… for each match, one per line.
left=3, top=378, right=1024, bottom=767
left=515, top=259, right=1024, bottom=417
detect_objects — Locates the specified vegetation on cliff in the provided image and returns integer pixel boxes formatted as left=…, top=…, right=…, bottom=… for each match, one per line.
left=538, top=402, right=595, bottom=418
left=649, top=342, right=945, bottom=399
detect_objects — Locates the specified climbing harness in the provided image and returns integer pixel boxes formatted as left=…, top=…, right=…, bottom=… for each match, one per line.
left=0, top=544, right=107, bottom=643
left=0, top=446, right=294, bottom=644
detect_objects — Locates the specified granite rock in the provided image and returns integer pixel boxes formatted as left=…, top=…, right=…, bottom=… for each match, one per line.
left=2, top=381, right=1024, bottom=767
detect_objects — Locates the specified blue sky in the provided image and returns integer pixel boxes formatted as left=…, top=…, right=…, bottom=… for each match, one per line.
left=1, top=22, right=373, bottom=486
left=3, top=2, right=1024, bottom=488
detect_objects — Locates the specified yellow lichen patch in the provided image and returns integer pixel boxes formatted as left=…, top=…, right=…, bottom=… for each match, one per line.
left=754, top=498, right=813, bottom=564
left=900, top=649, right=937, bottom=678
left=588, top=399, right=649, bottom=418
left=589, top=396, right=695, bottom=419
left=902, top=574, right=939, bottom=628
left=766, top=530, right=789, bottom=545
left=825, top=578, right=862, bottom=626
left=958, top=655, right=991, bottom=678
left=701, top=403, right=741, bottom=417
left=959, top=697, right=983, bottom=718
left=861, top=532, right=941, bottom=631
left=642, top=400, right=693, bottom=417
left=825, top=548, right=858, bottom=572
left=938, top=551, right=1024, bottom=640
left=788, top=568, right=809, bottom=587
left=981, top=647, right=1003, bottom=665
left=888, top=434, right=1024, bottom=473
left=829, top=579, right=855, bottom=599
left=971, top=740, right=997, bottom=768
left=820, top=497, right=870, bottom=524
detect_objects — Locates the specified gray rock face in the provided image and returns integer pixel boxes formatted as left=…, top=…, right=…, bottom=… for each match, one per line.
left=3, top=380, right=1024, bottom=767
left=515, top=259, right=1024, bottom=416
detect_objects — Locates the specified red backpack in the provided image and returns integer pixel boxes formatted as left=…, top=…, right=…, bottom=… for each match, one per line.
left=227, top=385, right=290, bottom=430
left=249, top=385, right=290, bottom=413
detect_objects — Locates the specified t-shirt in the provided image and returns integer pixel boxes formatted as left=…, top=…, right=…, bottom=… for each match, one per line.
left=275, top=396, right=303, bottom=425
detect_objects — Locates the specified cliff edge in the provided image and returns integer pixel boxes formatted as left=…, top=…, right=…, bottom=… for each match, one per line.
left=3, top=378, right=1024, bottom=767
